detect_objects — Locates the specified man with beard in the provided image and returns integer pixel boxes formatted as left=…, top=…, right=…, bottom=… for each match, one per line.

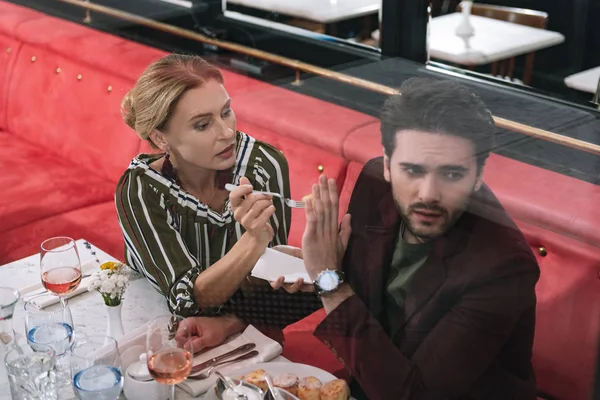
left=300, top=78, right=540, bottom=399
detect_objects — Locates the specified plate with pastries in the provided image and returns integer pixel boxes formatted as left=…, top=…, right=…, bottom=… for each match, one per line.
left=206, top=362, right=354, bottom=400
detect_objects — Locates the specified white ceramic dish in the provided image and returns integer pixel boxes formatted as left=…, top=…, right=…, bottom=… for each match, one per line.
left=205, top=362, right=351, bottom=400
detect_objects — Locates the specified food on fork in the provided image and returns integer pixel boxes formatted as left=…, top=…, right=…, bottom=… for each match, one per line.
left=297, top=376, right=323, bottom=400
left=273, top=373, right=299, bottom=396
left=320, top=379, right=350, bottom=400
left=246, top=369, right=268, bottom=392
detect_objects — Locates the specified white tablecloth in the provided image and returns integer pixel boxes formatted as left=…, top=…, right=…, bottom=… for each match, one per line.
left=564, top=66, right=600, bottom=94
left=226, top=0, right=379, bottom=23
left=428, top=13, right=565, bottom=66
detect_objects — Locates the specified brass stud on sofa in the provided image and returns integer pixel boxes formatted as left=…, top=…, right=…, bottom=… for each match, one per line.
left=31, top=56, right=36, bottom=62
left=317, top=165, right=324, bottom=173
left=77, top=74, right=83, bottom=81
left=56, top=67, right=61, bottom=74
left=6, top=48, right=11, bottom=54
left=107, top=86, right=113, bottom=92
left=538, top=247, right=548, bottom=257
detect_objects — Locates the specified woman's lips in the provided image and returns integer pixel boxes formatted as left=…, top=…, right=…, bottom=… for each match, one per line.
left=216, top=144, right=235, bottom=159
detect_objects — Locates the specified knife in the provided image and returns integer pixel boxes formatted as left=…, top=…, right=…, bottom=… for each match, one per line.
left=190, top=342, right=256, bottom=374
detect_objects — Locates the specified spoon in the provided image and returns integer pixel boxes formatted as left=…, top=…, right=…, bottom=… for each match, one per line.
left=265, top=374, right=282, bottom=400
left=215, top=371, right=248, bottom=400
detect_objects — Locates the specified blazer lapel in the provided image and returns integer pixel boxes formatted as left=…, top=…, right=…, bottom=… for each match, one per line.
left=351, top=192, right=400, bottom=321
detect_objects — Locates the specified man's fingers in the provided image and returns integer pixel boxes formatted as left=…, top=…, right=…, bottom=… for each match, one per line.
left=239, top=177, right=251, bottom=186
left=312, top=183, right=325, bottom=235
left=327, top=178, right=340, bottom=233
left=339, top=213, right=352, bottom=250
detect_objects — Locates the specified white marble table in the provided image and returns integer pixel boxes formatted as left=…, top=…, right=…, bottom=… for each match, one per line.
left=564, top=66, right=600, bottom=94
left=226, top=0, right=379, bottom=23
left=0, top=239, right=248, bottom=399
left=427, top=13, right=565, bottom=66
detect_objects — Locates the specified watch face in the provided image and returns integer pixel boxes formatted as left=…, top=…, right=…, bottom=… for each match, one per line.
left=317, top=270, right=340, bottom=291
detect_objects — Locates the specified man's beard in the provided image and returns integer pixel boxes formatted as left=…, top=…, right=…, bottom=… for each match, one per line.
left=394, top=193, right=474, bottom=242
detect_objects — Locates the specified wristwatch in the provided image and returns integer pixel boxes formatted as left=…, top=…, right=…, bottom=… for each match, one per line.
left=313, top=269, right=345, bottom=297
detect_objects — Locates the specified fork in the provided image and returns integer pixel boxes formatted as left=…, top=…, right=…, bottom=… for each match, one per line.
left=224, top=184, right=305, bottom=209
left=187, top=350, right=259, bottom=380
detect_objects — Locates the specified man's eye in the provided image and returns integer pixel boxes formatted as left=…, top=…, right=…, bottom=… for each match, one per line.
left=445, top=172, right=464, bottom=181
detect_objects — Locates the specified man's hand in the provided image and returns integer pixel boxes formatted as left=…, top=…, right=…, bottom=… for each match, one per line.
left=175, top=315, right=246, bottom=353
left=302, top=175, right=352, bottom=280
left=230, top=177, right=275, bottom=246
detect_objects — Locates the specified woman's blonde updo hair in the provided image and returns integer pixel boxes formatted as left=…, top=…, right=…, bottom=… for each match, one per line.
left=121, top=54, right=224, bottom=148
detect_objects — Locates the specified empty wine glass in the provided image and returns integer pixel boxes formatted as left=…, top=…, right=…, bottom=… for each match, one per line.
left=146, top=315, right=193, bottom=400
left=40, top=237, right=82, bottom=308
left=24, top=299, right=75, bottom=386
left=71, top=334, right=123, bottom=400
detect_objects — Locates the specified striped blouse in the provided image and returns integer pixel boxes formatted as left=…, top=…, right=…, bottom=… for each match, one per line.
left=115, top=131, right=292, bottom=317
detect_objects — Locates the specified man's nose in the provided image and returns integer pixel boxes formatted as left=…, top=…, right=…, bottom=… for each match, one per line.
left=418, top=174, right=441, bottom=203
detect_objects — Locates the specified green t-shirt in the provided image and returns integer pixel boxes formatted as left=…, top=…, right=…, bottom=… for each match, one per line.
left=384, top=228, right=433, bottom=335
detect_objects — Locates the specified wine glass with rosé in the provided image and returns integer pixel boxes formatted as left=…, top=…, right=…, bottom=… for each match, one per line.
left=146, top=315, right=193, bottom=400
left=40, top=237, right=82, bottom=308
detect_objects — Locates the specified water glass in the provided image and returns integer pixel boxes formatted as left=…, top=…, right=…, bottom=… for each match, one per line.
left=71, top=334, right=123, bottom=400
left=4, top=343, right=57, bottom=400
left=0, top=287, right=20, bottom=349
left=24, top=298, right=74, bottom=386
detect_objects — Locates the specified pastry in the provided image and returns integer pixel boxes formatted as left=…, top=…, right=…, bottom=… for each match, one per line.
left=245, top=369, right=268, bottom=392
left=298, top=376, right=322, bottom=400
left=320, top=379, right=350, bottom=400
left=273, top=373, right=299, bottom=396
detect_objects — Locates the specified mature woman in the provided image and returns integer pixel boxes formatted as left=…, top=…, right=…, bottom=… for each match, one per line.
left=115, top=55, right=317, bottom=344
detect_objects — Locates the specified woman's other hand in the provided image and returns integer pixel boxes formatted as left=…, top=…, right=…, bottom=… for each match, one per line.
left=269, top=245, right=314, bottom=293
left=176, top=315, right=246, bottom=353
left=230, top=177, right=275, bottom=246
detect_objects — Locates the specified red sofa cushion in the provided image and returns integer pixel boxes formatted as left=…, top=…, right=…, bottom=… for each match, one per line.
left=0, top=133, right=115, bottom=237
left=0, top=1, right=41, bottom=36
left=234, top=86, right=376, bottom=156
left=0, top=33, right=19, bottom=130
left=5, top=43, right=141, bottom=182
left=519, top=219, right=600, bottom=400
left=237, top=121, right=348, bottom=247
left=0, top=202, right=123, bottom=264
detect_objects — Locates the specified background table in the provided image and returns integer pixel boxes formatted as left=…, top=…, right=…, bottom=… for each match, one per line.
left=226, top=0, right=379, bottom=24
left=564, top=66, right=600, bottom=94
left=0, top=239, right=286, bottom=399
left=428, top=13, right=565, bottom=66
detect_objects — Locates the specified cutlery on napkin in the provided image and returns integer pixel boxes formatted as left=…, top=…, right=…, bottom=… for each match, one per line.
left=178, top=325, right=283, bottom=397
left=19, top=261, right=98, bottom=308
left=251, top=248, right=310, bottom=284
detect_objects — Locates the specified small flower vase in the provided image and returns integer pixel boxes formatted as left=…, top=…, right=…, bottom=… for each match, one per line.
left=456, top=0, right=475, bottom=49
left=105, top=303, right=124, bottom=340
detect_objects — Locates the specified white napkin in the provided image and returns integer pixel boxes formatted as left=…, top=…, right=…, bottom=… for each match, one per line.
left=251, top=248, right=310, bottom=283
left=178, top=325, right=283, bottom=397
left=19, top=261, right=98, bottom=309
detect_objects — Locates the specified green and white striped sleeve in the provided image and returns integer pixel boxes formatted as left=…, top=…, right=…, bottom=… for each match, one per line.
left=115, top=172, right=217, bottom=317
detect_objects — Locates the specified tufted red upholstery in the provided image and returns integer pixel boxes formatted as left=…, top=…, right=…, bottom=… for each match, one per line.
left=0, top=2, right=598, bottom=399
